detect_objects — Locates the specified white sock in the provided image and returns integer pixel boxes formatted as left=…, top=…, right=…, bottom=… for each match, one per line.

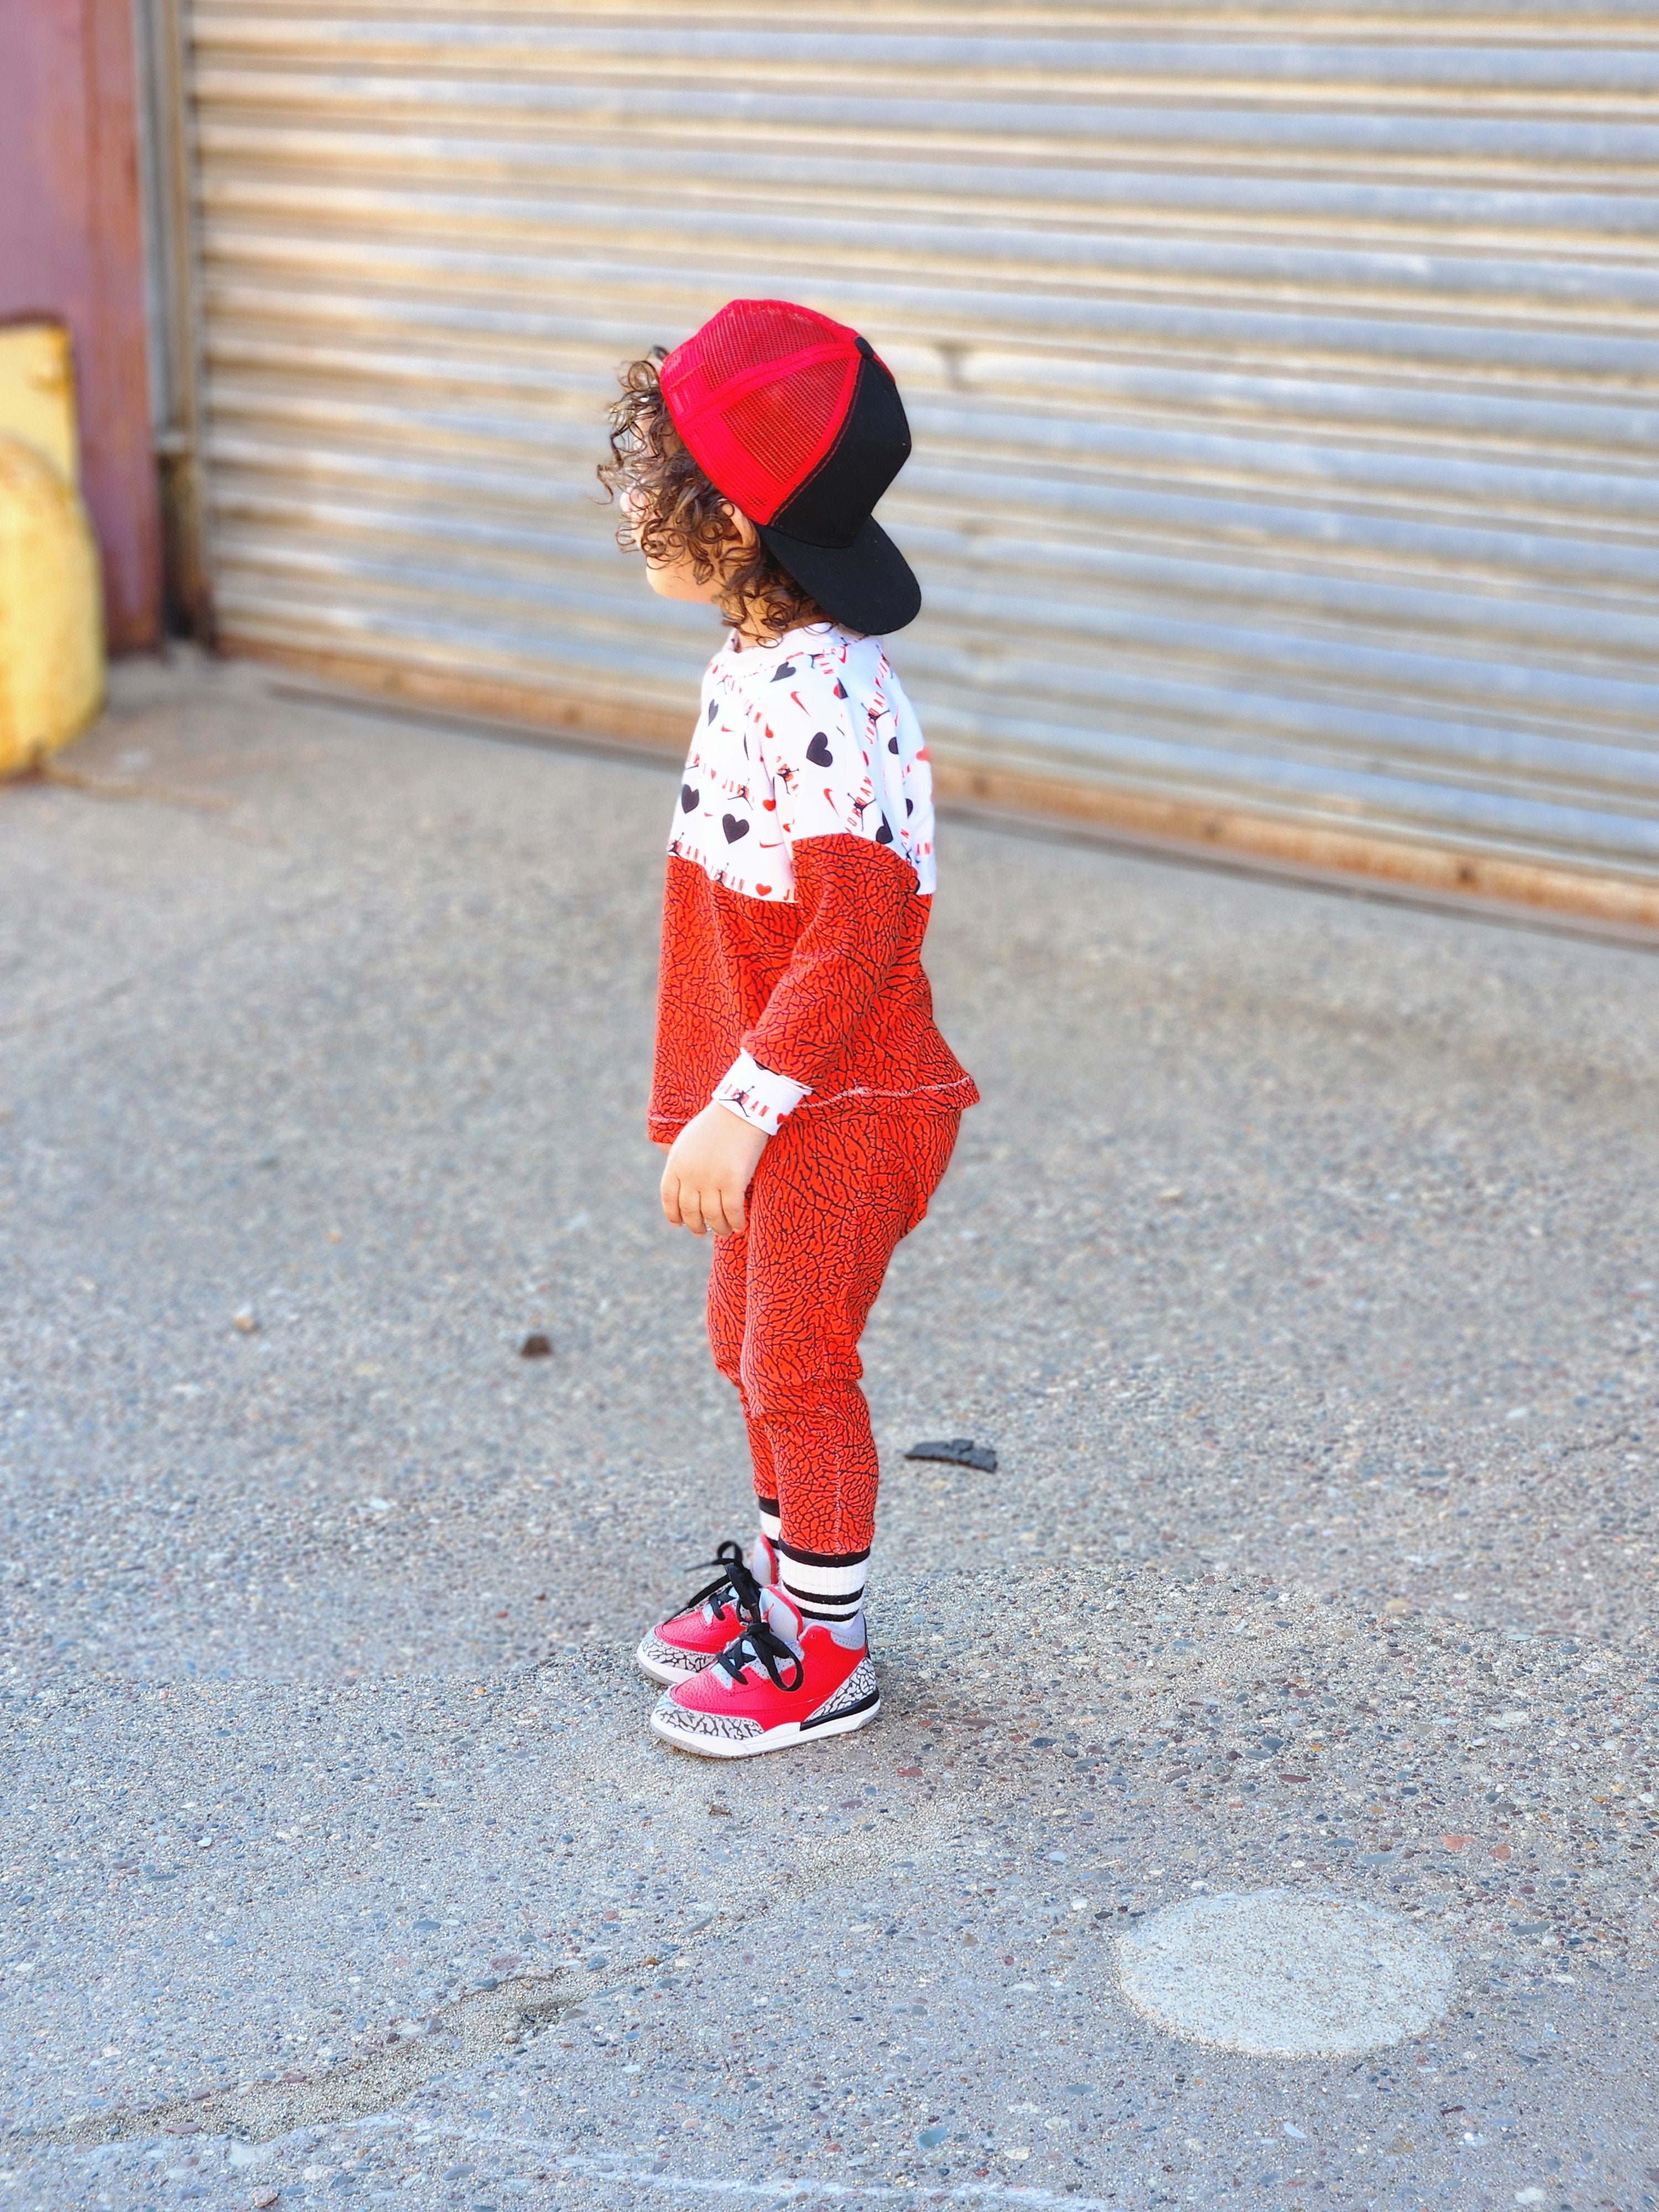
left=757, top=1584, right=865, bottom=1656
left=778, top=1540, right=869, bottom=1629
left=752, top=1498, right=781, bottom=1585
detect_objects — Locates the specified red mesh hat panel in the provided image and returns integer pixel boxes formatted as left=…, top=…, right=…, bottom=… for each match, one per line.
left=722, top=357, right=855, bottom=505
left=696, top=298, right=829, bottom=392
left=660, top=300, right=861, bottom=524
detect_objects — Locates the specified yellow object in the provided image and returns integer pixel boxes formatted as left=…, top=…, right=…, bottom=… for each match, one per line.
left=0, top=432, right=105, bottom=775
left=0, top=321, right=81, bottom=486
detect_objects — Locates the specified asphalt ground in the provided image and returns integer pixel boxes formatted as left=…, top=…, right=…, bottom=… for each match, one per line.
left=2, top=649, right=1655, bottom=2212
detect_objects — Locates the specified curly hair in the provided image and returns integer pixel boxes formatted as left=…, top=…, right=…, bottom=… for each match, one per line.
left=598, top=348, right=825, bottom=641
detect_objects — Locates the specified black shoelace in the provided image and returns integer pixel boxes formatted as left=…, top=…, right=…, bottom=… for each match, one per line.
left=680, top=1539, right=764, bottom=1624
left=714, top=1615, right=804, bottom=1695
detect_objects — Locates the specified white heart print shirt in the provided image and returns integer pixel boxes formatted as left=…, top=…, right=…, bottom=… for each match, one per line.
left=667, top=623, right=937, bottom=900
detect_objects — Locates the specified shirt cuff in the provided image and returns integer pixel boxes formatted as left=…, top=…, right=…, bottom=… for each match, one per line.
left=711, top=1051, right=810, bottom=1136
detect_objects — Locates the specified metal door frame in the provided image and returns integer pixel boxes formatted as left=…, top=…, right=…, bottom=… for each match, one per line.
left=132, top=0, right=214, bottom=638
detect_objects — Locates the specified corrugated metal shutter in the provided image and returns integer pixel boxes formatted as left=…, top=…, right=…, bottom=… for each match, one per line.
left=180, top=4, right=1659, bottom=915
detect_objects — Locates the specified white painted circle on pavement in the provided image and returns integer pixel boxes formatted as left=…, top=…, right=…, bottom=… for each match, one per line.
left=1115, top=1888, right=1454, bottom=2056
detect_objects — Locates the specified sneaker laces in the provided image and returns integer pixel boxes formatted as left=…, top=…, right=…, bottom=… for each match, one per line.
left=713, top=1614, right=804, bottom=1694
left=679, top=1540, right=765, bottom=1625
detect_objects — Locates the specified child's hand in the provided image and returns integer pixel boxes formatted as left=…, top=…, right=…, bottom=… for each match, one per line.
left=660, top=1105, right=768, bottom=1237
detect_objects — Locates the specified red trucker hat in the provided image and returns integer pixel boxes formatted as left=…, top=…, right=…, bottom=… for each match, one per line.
left=659, top=299, right=921, bottom=635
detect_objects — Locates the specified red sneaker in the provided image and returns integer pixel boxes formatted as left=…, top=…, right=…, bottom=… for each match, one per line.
left=649, top=1586, right=879, bottom=1759
left=634, top=1539, right=775, bottom=1687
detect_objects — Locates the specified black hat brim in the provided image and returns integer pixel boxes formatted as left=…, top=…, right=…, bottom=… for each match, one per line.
left=755, top=513, right=921, bottom=637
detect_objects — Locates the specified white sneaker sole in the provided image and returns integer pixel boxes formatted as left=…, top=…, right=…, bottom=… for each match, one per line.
left=649, top=1690, right=880, bottom=1760
left=634, top=1631, right=711, bottom=1688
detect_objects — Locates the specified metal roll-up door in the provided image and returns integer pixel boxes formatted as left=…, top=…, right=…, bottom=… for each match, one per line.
left=174, top=5, right=1659, bottom=919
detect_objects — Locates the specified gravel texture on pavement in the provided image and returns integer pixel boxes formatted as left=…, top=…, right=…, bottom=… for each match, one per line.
left=2, top=650, right=1655, bottom=2211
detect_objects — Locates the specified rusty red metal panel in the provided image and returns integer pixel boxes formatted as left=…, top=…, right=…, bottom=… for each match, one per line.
left=0, top=0, right=161, bottom=651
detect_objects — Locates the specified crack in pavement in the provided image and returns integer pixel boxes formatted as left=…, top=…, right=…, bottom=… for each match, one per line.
left=32, top=1947, right=693, bottom=2150
left=26, top=1822, right=961, bottom=2151
left=32, top=763, right=235, bottom=815
left=30, top=1964, right=599, bottom=2149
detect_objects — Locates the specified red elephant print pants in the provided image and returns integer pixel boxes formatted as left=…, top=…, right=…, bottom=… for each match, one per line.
left=706, top=1103, right=961, bottom=1591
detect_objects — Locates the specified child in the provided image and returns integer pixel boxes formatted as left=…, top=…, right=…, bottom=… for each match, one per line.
left=599, top=299, right=977, bottom=1758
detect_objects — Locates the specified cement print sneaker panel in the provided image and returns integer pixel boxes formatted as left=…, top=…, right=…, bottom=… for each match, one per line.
left=635, top=1540, right=769, bottom=1686
left=650, top=1590, right=879, bottom=1759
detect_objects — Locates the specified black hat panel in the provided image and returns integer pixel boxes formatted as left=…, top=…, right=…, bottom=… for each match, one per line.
left=770, top=340, right=911, bottom=550
left=755, top=514, right=922, bottom=637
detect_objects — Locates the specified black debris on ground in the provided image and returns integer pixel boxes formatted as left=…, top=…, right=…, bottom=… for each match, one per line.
left=905, top=1437, right=998, bottom=1472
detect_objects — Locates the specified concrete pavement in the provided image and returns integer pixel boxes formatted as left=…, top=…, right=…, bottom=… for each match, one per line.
left=2, top=649, right=1655, bottom=2212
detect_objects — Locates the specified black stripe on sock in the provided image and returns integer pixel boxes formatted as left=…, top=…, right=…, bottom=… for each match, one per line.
left=782, top=1569, right=867, bottom=1600
left=785, top=1589, right=865, bottom=1624
left=777, top=1539, right=872, bottom=1571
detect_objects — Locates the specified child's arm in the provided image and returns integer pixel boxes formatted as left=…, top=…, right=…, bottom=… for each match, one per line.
left=740, top=836, right=912, bottom=1088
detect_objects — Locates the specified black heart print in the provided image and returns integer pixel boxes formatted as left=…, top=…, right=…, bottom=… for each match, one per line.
left=833, top=680, right=848, bottom=699
left=722, top=813, right=750, bottom=843
left=806, top=732, right=834, bottom=767
left=875, top=817, right=894, bottom=845
left=888, top=735, right=899, bottom=754
left=681, top=784, right=698, bottom=813
left=770, top=663, right=796, bottom=682
left=706, top=698, right=718, bottom=722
